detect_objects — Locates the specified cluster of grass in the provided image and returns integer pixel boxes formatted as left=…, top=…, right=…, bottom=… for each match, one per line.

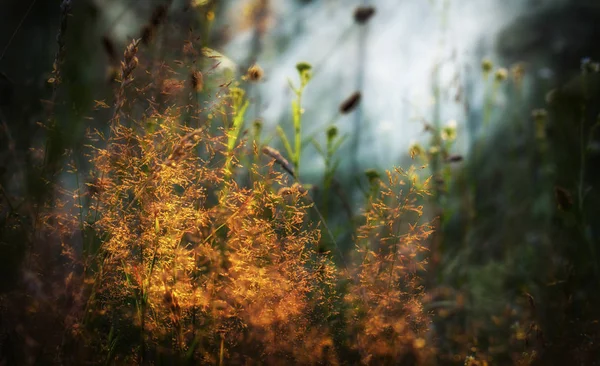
left=0, top=20, right=436, bottom=364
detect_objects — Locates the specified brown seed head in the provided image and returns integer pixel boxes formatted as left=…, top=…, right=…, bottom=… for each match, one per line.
left=262, top=146, right=295, bottom=177
left=246, top=63, right=264, bottom=82
left=354, top=6, right=375, bottom=24
left=339, top=91, right=362, bottom=114
left=445, top=154, right=463, bottom=163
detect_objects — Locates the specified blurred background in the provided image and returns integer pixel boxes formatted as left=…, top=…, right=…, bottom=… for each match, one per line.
left=2, top=0, right=600, bottom=363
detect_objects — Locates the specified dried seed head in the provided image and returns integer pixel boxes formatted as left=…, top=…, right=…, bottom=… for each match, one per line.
left=262, top=146, right=295, bottom=177
left=183, top=40, right=196, bottom=55
left=191, top=71, right=204, bottom=92
left=120, top=39, right=140, bottom=81
left=445, top=154, right=463, bottom=163
left=161, top=78, right=184, bottom=95
left=354, top=6, right=375, bottom=24
left=339, top=91, right=361, bottom=114
left=245, top=63, right=264, bottom=82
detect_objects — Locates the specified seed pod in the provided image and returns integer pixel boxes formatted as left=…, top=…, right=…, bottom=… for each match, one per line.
left=339, top=91, right=361, bottom=114
left=354, top=6, right=375, bottom=24
left=246, top=64, right=264, bottom=82
left=445, top=154, right=463, bottom=163
left=262, top=146, right=295, bottom=177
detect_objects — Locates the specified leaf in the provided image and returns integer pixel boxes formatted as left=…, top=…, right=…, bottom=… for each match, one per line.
left=228, top=100, right=249, bottom=151
left=331, top=135, right=348, bottom=154
left=311, top=138, right=324, bottom=157
left=276, top=125, right=294, bottom=160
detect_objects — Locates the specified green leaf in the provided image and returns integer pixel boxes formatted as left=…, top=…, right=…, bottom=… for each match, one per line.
left=228, top=100, right=249, bottom=151
left=311, top=138, right=324, bottom=157
left=276, top=125, right=294, bottom=159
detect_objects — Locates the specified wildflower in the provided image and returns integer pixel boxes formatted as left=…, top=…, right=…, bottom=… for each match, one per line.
left=481, top=58, right=493, bottom=74
left=245, top=63, right=264, bottom=82
left=495, top=68, right=508, bottom=82
left=339, top=91, right=361, bottom=114
left=441, top=120, right=457, bottom=141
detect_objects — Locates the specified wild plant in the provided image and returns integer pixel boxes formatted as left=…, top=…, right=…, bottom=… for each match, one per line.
left=277, top=62, right=312, bottom=174
left=347, top=166, right=434, bottom=364
left=0, top=3, right=447, bottom=364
